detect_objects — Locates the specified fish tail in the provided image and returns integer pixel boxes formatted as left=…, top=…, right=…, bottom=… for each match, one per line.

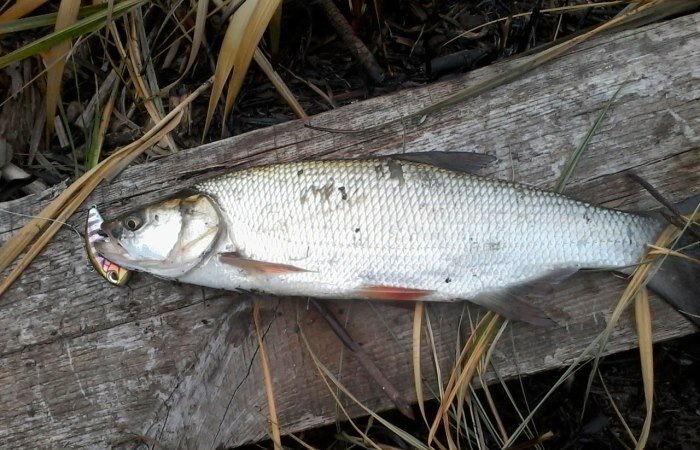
left=646, top=249, right=700, bottom=327
left=645, top=196, right=700, bottom=327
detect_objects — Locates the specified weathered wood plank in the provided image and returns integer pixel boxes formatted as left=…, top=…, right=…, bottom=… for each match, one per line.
left=1, top=13, right=699, bottom=449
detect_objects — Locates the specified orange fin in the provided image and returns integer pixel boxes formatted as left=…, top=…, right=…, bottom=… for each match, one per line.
left=357, top=285, right=434, bottom=301
left=218, top=252, right=311, bottom=275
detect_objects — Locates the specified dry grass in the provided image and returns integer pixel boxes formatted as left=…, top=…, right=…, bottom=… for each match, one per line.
left=253, top=298, right=283, bottom=449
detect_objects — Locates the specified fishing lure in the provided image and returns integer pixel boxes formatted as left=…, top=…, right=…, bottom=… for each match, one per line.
left=85, top=206, right=130, bottom=286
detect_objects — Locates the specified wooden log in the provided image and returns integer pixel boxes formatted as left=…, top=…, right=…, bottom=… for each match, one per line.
left=1, top=12, right=699, bottom=449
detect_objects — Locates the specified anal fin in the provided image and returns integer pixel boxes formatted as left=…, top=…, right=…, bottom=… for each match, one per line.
left=470, top=270, right=576, bottom=327
left=219, top=252, right=311, bottom=275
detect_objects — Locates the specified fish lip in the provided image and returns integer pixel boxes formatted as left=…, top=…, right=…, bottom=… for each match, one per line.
left=93, top=239, right=128, bottom=264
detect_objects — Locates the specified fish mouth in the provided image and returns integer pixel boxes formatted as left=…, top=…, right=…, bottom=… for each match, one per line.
left=93, top=238, right=130, bottom=267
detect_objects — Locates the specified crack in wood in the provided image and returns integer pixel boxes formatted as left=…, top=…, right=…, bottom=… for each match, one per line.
left=209, top=301, right=279, bottom=449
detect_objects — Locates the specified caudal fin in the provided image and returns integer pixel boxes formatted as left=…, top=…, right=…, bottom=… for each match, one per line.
left=646, top=235, right=700, bottom=327
left=628, top=180, right=700, bottom=327
left=644, top=193, right=700, bottom=327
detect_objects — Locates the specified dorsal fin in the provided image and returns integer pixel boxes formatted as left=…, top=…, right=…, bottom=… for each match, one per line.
left=389, top=151, right=497, bottom=174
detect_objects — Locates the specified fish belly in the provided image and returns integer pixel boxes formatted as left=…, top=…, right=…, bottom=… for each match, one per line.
left=189, top=159, right=663, bottom=300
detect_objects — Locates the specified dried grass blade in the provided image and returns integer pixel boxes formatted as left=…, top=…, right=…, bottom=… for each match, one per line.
left=477, top=333, right=509, bottom=442
left=184, top=0, right=209, bottom=74
left=634, top=288, right=653, bottom=449
left=428, top=313, right=502, bottom=444
left=253, top=299, right=282, bottom=450
left=504, top=214, right=700, bottom=447
left=580, top=223, right=679, bottom=419
left=0, top=0, right=49, bottom=23
left=203, top=8, right=239, bottom=137
left=43, top=0, right=81, bottom=138
left=86, top=76, right=120, bottom=170
left=646, top=244, right=700, bottom=265
left=253, top=48, right=306, bottom=118
left=412, top=301, right=428, bottom=425
left=124, top=9, right=177, bottom=152
left=285, top=432, right=318, bottom=450
left=221, top=0, right=282, bottom=123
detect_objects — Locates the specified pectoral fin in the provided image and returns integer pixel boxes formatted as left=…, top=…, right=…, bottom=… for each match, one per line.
left=470, top=270, right=576, bottom=327
left=219, top=252, right=311, bottom=275
left=356, top=285, right=434, bottom=300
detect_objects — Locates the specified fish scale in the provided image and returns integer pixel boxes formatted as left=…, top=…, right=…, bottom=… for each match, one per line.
left=187, top=159, right=663, bottom=301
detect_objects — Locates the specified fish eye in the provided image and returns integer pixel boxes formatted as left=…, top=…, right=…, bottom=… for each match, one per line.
left=107, top=271, right=120, bottom=283
left=124, top=216, right=142, bottom=231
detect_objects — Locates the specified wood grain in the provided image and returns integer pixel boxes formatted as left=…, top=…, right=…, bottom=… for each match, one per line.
left=1, top=13, right=699, bottom=449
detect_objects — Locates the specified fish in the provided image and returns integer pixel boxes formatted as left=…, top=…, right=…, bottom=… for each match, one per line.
left=85, top=206, right=131, bottom=286
left=94, top=153, right=699, bottom=325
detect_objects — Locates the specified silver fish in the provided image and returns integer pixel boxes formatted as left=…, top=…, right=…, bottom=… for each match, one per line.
left=96, top=155, right=688, bottom=325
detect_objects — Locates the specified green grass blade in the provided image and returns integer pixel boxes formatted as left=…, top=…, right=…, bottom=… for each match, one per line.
left=554, top=81, right=626, bottom=194
left=0, top=0, right=144, bottom=69
left=85, top=104, right=103, bottom=171
left=0, top=4, right=107, bottom=34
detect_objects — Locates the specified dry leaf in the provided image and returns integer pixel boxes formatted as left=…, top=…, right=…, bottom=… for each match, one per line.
left=43, top=0, right=81, bottom=138
left=204, top=0, right=282, bottom=136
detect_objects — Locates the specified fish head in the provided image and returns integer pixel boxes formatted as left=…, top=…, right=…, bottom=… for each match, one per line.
left=96, top=194, right=221, bottom=278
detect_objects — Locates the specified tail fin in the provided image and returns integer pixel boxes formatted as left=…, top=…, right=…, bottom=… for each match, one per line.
left=646, top=243, right=700, bottom=327
left=645, top=196, right=700, bottom=328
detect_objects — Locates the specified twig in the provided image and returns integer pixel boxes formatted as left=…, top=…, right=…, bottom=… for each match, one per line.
left=318, top=0, right=385, bottom=84
left=310, top=299, right=414, bottom=419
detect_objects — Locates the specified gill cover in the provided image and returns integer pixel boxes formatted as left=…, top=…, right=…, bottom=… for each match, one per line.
left=98, top=194, right=220, bottom=278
